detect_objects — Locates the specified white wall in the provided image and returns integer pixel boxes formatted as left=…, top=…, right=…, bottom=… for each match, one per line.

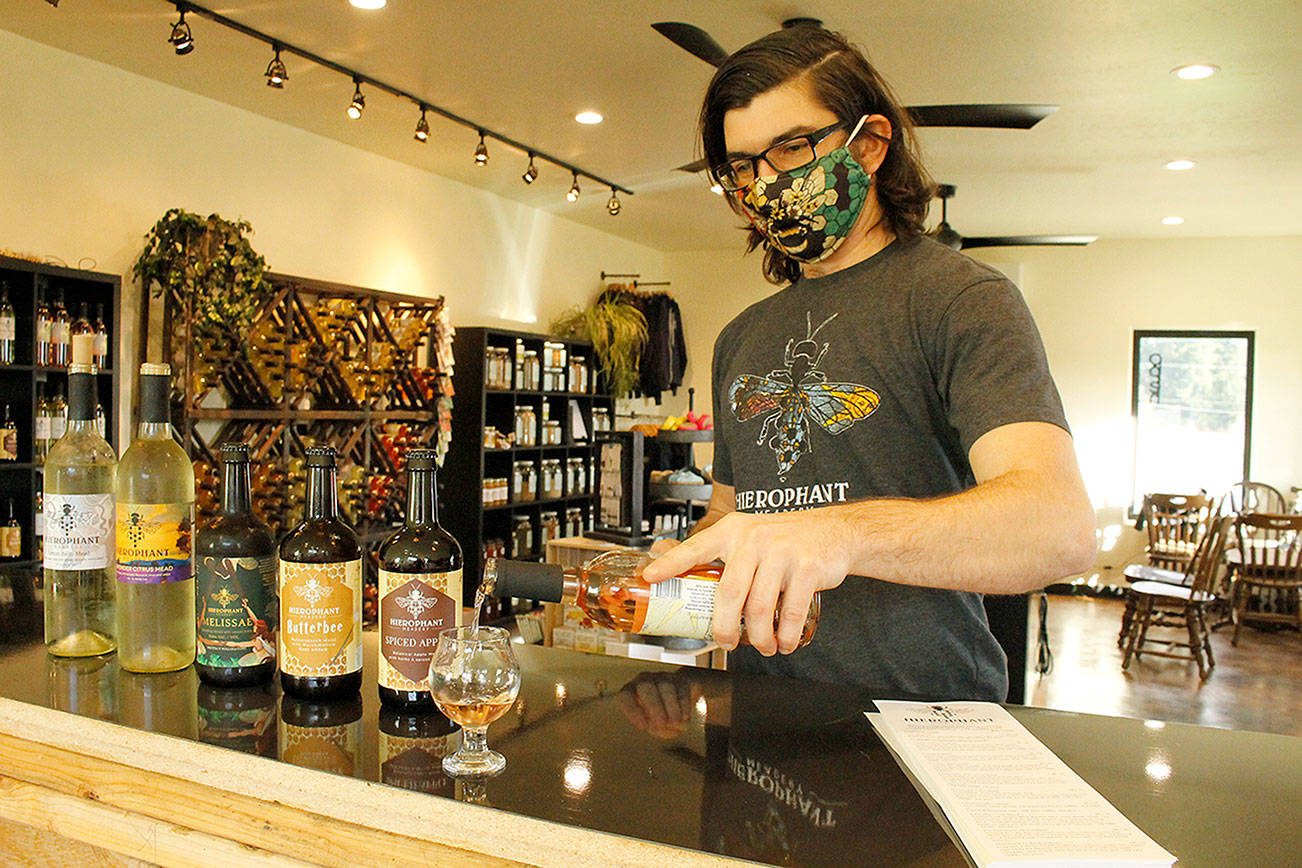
left=0, top=30, right=664, bottom=444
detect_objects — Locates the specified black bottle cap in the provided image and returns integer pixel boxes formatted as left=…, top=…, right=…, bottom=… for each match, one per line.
left=305, top=446, right=336, bottom=468
left=487, top=558, right=564, bottom=603
left=406, top=449, right=438, bottom=471
left=221, top=443, right=250, bottom=462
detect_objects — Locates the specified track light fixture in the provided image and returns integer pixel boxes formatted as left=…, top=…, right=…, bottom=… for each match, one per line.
left=522, top=153, right=538, bottom=184
left=606, top=189, right=621, bottom=215
left=347, top=78, right=365, bottom=119
left=567, top=173, right=581, bottom=203
left=474, top=132, right=489, bottom=166
left=414, top=106, right=430, bottom=142
left=265, top=44, right=287, bottom=88
left=169, top=6, right=194, bottom=55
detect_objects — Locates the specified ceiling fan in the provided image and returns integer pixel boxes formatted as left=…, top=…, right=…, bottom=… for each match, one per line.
left=655, top=19, right=1058, bottom=173
left=931, top=184, right=1097, bottom=250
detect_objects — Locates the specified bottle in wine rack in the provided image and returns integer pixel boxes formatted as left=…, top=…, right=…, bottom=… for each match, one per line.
left=376, top=449, right=462, bottom=710
left=51, top=289, right=70, bottom=367
left=485, top=550, right=821, bottom=648
left=115, top=362, right=197, bottom=673
left=0, top=282, right=15, bottom=366
left=43, top=362, right=117, bottom=657
left=1, top=499, right=20, bottom=559
left=72, top=302, right=92, bottom=345
left=195, top=444, right=278, bottom=687
left=36, top=288, right=51, bottom=366
left=93, top=303, right=109, bottom=369
left=0, top=404, right=16, bottom=462
left=278, top=446, right=362, bottom=701
left=34, top=383, right=50, bottom=465
left=49, top=384, right=68, bottom=443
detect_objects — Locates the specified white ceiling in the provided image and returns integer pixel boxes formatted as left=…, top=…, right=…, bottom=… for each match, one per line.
left=4, top=1, right=1300, bottom=251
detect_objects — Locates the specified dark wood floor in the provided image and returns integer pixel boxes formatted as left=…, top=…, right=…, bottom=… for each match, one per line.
left=1024, top=593, right=1302, bottom=736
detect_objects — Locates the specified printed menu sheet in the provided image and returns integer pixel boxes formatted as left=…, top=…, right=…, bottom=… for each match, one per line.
left=867, top=701, right=1175, bottom=868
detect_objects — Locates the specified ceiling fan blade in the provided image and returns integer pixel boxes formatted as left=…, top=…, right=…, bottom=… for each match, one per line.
left=675, top=156, right=710, bottom=174
left=652, top=22, right=729, bottom=67
left=908, top=104, right=1058, bottom=129
left=961, top=235, right=1098, bottom=249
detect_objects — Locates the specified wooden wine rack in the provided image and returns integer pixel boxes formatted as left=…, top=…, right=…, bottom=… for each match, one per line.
left=145, top=272, right=453, bottom=621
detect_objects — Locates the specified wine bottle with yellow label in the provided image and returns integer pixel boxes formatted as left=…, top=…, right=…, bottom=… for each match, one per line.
left=377, top=449, right=462, bottom=710
left=278, top=446, right=362, bottom=701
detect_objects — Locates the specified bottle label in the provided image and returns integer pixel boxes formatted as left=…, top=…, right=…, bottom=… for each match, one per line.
left=37, top=320, right=52, bottom=342
left=378, top=569, right=461, bottom=692
left=50, top=415, right=67, bottom=441
left=1, top=526, right=19, bottom=558
left=35, top=415, right=51, bottom=441
left=53, top=322, right=70, bottom=343
left=94, top=333, right=108, bottom=356
left=44, top=493, right=114, bottom=570
left=0, top=316, right=13, bottom=341
left=279, top=558, right=362, bottom=678
left=116, top=503, right=194, bottom=584
left=279, top=719, right=359, bottom=776
left=0, top=426, right=15, bottom=461
left=634, top=574, right=720, bottom=640
left=195, top=554, right=277, bottom=669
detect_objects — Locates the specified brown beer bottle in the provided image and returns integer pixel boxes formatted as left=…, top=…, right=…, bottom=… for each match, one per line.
left=278, top=447, right=362, bottom=701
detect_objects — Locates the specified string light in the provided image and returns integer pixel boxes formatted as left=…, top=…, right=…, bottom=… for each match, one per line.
left=567, top=173, right=581, bottom=202
left=169, top=5, right=194, bottom=55
left=474, top=131, right=489, bottom=166
left=522, top=153, right=538, bottom=184
left=606, top=189, right=621, bottom=215
left=414, top=106, right=430, bottom=142
left=347, top=77, right=365, bottom=119
left=264, top=44, right=287, bottom=88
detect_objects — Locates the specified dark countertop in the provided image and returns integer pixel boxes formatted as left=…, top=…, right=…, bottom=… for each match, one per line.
left=1, top=623, right=1300, bottom=867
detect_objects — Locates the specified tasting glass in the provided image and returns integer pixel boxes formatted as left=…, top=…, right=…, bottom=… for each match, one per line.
left=428, top=626, right=520, bottom=776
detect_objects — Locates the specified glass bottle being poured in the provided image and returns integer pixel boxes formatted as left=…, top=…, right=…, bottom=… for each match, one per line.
left=482, top=550, right=819, bottom=648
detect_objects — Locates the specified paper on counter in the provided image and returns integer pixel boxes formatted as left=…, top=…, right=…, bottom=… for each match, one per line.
left=868, top=701, right=1175, bottom=868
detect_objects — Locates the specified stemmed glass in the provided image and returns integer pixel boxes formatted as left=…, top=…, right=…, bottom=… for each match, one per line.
left=428, top=625, right=520, bottom=776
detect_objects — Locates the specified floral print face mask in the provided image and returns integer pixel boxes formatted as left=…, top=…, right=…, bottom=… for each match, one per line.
left=737, top=117, right=873, bottom=264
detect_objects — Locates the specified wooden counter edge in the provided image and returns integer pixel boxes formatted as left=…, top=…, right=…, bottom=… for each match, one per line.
left=0, top=698, right=754, bottom=868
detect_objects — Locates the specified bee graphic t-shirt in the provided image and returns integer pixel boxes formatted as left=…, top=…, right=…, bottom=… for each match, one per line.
left=711, top=234, right=1068, bottom=701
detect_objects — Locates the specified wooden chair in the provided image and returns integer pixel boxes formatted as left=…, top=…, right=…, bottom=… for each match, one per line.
left=1229, top=512, right=1302, bottom=646
left=1224, top=481, right=1288, bottom=516
left=1121, top=514, right=1230, bottom=681
left=1117, top=493, right=1214, bottom=647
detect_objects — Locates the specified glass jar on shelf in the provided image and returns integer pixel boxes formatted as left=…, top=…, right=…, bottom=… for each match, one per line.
left=568, top=457, right=587, bottom=494
left=495, top=477, right=509, bottom=506
left=539, top=511, right=560, bottom=548
left=541, top=420, right=562, bottom=446
left=540, top=459, right=563, bottom=500
left=511, top=516, right=534, bottom=559
left=591, top=408, right=612, bottom=434
left=568, top=356, right=588, bottom=393
left=521, top=351, right=541, bottom=391
left=565, top=507, right=584, bottom=538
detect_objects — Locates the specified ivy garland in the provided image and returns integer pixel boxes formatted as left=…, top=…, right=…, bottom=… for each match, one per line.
left=133, top=208, right=269, bottom=340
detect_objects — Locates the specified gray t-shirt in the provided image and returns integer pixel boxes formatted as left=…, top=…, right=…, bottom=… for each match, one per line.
left=711, top=234, right=1068, bottom=701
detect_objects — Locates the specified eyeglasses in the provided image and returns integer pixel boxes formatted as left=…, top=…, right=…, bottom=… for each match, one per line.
left=714, top=116, right=867, bottom=192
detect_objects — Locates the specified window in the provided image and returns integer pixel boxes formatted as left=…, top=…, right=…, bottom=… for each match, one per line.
left=1130, top=330, right=1254, bottom=512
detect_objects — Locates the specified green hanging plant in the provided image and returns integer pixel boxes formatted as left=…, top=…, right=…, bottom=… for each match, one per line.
left=133, top=208, right=269, bottom=340
left=552, top=297, right=647, bottom=398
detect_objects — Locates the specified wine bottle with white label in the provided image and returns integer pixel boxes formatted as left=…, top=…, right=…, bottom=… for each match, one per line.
left=484, top=551, right=820, bottom=648
left=115, top=362, right=197, bottom=673
left=194, top=443, right=277, bottom=687
left=43, top=362, right=118, bottom=657
left=278, top=446, right=362, bottom=701
left=376, top=449, right=462, bottom=710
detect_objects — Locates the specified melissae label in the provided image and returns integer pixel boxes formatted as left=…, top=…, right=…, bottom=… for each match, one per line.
left=196, top=554, right=277, bottom=669
left=116, top=502, right=193, bottom=584
left=378, top=569, right=461, bottom=692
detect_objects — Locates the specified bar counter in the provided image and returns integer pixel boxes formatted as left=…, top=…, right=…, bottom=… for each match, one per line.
left=1, top=625, right=1300, bottom=867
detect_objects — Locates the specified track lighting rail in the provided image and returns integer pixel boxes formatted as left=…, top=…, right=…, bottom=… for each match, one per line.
left=167, top=1, right=634, bottom=198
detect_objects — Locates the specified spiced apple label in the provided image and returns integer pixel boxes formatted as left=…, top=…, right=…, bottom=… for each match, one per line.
left=378, top=569, right=461, bottom=692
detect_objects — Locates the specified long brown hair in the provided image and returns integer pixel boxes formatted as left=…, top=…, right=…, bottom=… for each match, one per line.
left=699, top=27, right=935, bottom=285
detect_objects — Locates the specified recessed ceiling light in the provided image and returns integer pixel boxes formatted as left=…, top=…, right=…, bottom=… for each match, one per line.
left=1161, top=216, right=1185, bottom=225
left=1165, top=159, right=1197, bottom=171
left=575, top=111, right=604, bottom=125
left=1173, top=63, right=1218, bottom=80
left=350, top=0, right=387, bottom=9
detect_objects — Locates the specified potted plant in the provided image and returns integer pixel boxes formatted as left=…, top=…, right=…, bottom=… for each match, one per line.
left=551, top=297, right=647, bottom=398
